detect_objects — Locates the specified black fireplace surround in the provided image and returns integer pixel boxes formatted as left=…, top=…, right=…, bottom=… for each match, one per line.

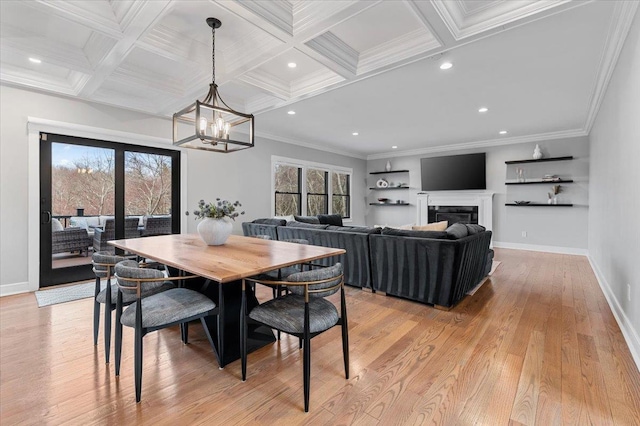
left=428, top=205, right=479, bottom=225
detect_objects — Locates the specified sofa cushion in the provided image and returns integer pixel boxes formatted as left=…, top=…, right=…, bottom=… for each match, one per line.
left=446, top=223, right=469, bottom=239
left=465, top=224, right=486, bottom=235
left=51, top=218, right=64, bottom=232
left=381, top=227, right=449, bottom=239
left=99, top=215, right=114, bottom=226
left=286, top=221, right=330, bottom=230
left=274, top=214, right=295, bottom=223
left=317, top=214, right=343, bottom=227
left=84, top=216, right=101, bottom=228
left=294, top=215, right=320, bottom=224
left=412, top=221, right=448, bottom=231
left=327, top=225, right=381, bottom=234
left=70, top=217, right=89, bottom=231
left=253, top=218, right=287, bottom=226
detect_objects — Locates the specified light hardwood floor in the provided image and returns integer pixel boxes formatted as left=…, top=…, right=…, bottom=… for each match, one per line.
left=1, top=249, right=639, bottom=425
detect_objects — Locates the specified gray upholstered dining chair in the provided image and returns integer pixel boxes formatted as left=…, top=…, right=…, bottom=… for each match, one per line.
left=113, top=260, right=220, bottom=403
left=241, top=263, right=349, bottom=412
left=92, top=252, right=173, bottom=363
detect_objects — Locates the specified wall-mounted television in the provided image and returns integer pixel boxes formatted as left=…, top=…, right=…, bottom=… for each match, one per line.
left=421, top=153, right=486, bottom=191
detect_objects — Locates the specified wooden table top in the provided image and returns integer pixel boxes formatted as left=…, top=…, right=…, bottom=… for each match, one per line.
left=109, top=234, right=345, bottom=283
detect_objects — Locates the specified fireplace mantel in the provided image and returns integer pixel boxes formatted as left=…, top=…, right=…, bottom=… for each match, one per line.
left=416, top=191, right=495, bottom=230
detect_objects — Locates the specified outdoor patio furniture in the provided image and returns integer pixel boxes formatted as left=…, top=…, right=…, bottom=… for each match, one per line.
left=93, top=218, right=141, bottom=253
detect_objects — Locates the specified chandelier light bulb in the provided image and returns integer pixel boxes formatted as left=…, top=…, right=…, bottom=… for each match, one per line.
left=199, top=117, right=208, bottom=135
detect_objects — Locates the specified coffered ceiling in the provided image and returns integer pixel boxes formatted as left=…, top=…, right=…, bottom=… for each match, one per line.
left=0, top=1, right=637, bottom=158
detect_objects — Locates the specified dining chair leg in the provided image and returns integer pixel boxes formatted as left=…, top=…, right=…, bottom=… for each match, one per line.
left=299, top=338, right=303, bottom=349
left=115, top=290, right=123, bottom=376
left=104, top=277, right=112, bottom=363
left=93, top=277, right=100, bottom=346
left=134, top=299, right=143, bottom=403
left=341, top=287, right=349, bottom=379
left=240, top=280, right=247, bottom=381
left=303, top=304, right=311, bottom=412
left=183, top=322, right=189, bottom=344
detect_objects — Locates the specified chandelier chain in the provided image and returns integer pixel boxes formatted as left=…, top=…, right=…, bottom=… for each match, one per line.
left=211, top=25, right=216, bottom=85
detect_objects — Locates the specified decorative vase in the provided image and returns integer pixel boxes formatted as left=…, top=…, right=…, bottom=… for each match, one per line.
left=385, top=160, right=392, bottom=172
left=197, top=217, right=233, bottom=245
left=533, top=144, right=543, bottom=160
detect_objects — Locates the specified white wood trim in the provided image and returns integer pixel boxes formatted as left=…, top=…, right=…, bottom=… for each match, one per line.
left=416, top=191, right=494, bottom=230
left=493, top=241, right=588, bottom=256
left=271, top=155, right=353, bottom=218
left=588, top=256, right=640, bottom=371
left=0, top=282, right=32, bottom=297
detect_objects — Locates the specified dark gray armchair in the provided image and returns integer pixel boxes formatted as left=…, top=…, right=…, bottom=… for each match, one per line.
left=52, top=227, right=91, bottom=256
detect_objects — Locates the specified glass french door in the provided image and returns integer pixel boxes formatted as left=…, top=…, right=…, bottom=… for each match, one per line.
left=39, top=133, right=180, bottom=287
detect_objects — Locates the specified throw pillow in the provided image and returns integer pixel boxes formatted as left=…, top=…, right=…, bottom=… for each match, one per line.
left=465, top=224, right=486, bottom=235
left=274, top=214, right=295, bottom=223
left=390, top=223, right=414, bottom=230
left=70, top=217, right=89, bottom=231
left=51, top=218, right=64, bottom=232
left=445, top=223, right=469, bottom=239
left=286, top=221, right=329, bottom=230
left=253, top=218, right=287, bottom=226
left=317, top=214, right=343, bottom=227
left=381, top=227, right=449, bottom=239
left=294, top=215, right=321, bottom=224
left=412, top=221, right=448, bottom=232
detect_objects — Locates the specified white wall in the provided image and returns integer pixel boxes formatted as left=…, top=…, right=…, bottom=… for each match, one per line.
left=0, top=85, right=365, bottom=294
left=366, top=137, right=589, bottom=252
left=588, top=10, right=640, bottom=367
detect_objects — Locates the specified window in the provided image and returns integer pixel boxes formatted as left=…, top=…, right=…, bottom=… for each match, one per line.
left=272, top=157, right=352, bottom=219
left=332, top=171, right=350, bottom=218
left=306, top=168, right=328, bottom=216
left=274, top=164, right=301, bottom=216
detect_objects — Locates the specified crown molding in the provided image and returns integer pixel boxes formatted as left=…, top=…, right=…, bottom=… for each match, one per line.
left=357, top=28, right=441, bottom=75
left=84, top=33, right=118, bottom=69
left=432, top=0, right=572, bottom=41
left=136, top=24, right=206, bottom=68
left=366, top=128, right=588, bottom=160
left=305, top=32, right=359, bottom=75
left=293, top=0, right=357, bottom=36
left=583, top=1, right=639, bottom=133
left=256, top=131, right=367, bottom=160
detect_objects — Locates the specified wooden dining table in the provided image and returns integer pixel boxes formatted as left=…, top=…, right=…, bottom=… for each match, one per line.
left=109, top=234, right=345, bottom=367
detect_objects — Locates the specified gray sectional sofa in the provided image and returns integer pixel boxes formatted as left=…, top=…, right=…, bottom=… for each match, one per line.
left=242, top=216, right=493, bottom=309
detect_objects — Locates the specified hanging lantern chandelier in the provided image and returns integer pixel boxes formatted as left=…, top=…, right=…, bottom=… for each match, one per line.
left=173, top=17, right=254, bottom=153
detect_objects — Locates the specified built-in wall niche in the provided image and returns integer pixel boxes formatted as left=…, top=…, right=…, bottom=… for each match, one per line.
left=368, top=169, right=411, bottom=206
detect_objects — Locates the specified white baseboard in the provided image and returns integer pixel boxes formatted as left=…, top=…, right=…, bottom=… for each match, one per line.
left=0, top=281, right=33, bottom=297
left=588, top=257, right=640, bottom=372
left=493, top=241, right=588, bottom=256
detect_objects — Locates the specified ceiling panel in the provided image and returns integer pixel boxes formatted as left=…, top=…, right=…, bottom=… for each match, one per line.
left=330, top=1, right=423, bottom=53
left=0, top=0, right=635, bottom=157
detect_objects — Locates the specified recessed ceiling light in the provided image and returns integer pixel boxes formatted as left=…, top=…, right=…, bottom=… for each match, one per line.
left=392, top=145, right=398, bottom=149
left=352, top=132, right=359, bottom=136
left=499, top=130, right=508, bottom=135
left=439, top=62, right=453, bottom=70
left=29, top=57, right=42, bottom=64
left=288, top=62, right=297, bottom=68
left=478, top=107, right=489, bottom=113
left=287, top=110, right=296, bottom=115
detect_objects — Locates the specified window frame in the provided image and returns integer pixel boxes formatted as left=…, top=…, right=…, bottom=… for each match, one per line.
left=271, top=156, right=352, bottom=221
left=273, top=163, right=302, bottom=216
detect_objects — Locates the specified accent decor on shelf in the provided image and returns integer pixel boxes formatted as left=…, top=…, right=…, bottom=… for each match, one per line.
left=173, top=18, right=255, bottom=153
left=533, top=144, right=543, bottom=160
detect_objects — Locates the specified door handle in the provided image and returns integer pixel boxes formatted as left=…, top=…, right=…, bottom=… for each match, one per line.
left=42, top=211, right=51, bottom=224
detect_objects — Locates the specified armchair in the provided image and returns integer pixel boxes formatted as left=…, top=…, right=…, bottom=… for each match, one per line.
left=52, top=227, right=91, bottom=256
